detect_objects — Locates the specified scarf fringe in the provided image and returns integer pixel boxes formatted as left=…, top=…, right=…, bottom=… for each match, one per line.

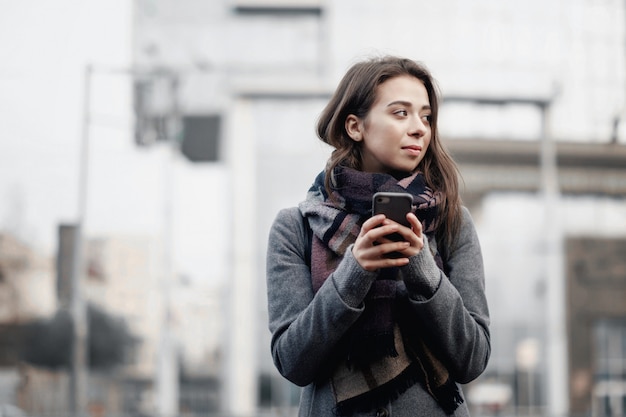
left=334, top=362, right=422, bottom=416
left=432, top=377, right=464, bottom=415
left=334, top=367, right=464, bottom=416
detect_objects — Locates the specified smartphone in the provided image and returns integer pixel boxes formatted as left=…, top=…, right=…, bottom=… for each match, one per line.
left=372, top=192, right=413, bottom=242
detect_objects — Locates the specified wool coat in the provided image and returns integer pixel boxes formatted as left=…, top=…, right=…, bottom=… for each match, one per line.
left=266, top=206, right=490, bottom=417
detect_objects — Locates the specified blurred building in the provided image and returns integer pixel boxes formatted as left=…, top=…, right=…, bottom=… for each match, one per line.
left=0, top=233, right=56, bottom=405
left=0, top=226, right=223, bottom=415
left=80, top=233, right=224, bottom=414
left=0, top=233, right=56, bottom=325
left=131, top=1, right=624, bottom=416
left=81, top=234, right=164, bottom=378
left=128, top=1, right=626, bottom=416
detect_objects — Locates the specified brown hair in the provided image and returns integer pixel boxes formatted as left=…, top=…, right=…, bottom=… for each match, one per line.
left=316, top=56, right=462, bottom=247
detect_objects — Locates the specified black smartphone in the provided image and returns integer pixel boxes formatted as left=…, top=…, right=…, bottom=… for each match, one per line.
left=372, top=192, right=413, bottom=242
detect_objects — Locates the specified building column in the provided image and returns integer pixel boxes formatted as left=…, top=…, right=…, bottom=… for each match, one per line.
left=223, top=97, right=257, bottom=416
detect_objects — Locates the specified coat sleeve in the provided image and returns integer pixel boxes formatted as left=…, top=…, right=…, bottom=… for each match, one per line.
left=266, top=207, right=378, bottom=386
left=403, top=206, right=491, bottom=383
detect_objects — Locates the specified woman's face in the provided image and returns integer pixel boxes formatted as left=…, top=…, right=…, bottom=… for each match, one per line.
left=346, top=75, right=432, bottom=175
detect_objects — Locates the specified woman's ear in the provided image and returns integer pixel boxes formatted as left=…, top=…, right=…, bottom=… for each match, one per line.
left=345, top=114, right=363, bottom=142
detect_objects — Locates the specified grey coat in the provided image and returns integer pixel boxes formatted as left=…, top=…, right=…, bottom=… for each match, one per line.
left=266, top=206, right=490, bottom=416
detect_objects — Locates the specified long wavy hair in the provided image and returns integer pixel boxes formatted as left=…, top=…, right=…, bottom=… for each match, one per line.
left=316, top=56, right=463, bottom=248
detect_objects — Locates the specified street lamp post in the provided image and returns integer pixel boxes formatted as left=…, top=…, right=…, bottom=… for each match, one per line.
left=69, top=63, right=93, bottom=417
left=71, top=64, right=182, bottom=417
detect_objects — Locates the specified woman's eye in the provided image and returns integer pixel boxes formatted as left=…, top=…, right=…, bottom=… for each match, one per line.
left=394, top=109, right=408, bottom=116
left=422, top=114, right=432, bottom=124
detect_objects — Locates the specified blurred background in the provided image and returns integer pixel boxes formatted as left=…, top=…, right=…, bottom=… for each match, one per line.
left=1, top=0, right=626, bottom=416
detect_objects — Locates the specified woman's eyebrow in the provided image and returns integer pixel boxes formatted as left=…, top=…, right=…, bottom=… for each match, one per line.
left=387, top=100, right=412, bottom=107
left=387, top=100, right=431, bottom=111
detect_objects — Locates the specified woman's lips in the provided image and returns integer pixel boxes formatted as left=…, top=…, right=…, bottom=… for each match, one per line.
left=402, top=145, right=422, bottom=156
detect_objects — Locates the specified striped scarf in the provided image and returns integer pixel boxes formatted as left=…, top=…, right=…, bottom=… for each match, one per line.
left=299, top=166, right=462, bottom=415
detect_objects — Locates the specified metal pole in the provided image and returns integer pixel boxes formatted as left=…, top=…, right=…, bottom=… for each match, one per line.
left=155, top=71, right=180, bottom=417
left=70, top=64, right=92, bottom=417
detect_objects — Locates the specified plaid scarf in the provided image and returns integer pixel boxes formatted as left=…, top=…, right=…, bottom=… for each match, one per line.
left=299, top=166, right=463, bottom=415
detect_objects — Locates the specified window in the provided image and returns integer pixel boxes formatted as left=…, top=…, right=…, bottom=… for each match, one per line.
left=593, top=319, right=626, bottom=417
left=181, top=115, right=221, bottom=163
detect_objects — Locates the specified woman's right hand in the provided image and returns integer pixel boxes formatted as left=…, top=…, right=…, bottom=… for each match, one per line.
left=352, top=214, right=412, bottom=271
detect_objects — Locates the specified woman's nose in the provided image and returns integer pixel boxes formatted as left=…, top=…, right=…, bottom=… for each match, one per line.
left=409, top=117, right=427, bottom=137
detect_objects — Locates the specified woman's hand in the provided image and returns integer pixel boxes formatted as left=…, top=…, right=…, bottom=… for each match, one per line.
left=352, top=213, right=424, bottom=271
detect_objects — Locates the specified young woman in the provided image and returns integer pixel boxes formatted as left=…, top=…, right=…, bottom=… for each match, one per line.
left=266, top=56, right=490, bottom=416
